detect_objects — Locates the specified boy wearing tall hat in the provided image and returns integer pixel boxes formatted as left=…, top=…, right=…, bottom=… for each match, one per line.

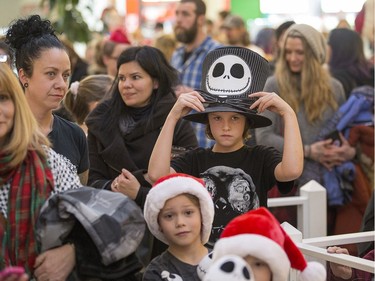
left=148, top=46, right=303, bottom=247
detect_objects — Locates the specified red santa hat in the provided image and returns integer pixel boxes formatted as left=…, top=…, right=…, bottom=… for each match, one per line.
left=212, top=207, right=326, bottom=281
left=144, top=173, right=214, bottom=245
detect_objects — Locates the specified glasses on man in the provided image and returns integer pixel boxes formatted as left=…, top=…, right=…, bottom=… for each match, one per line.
left=0, top=54, right=8, bottom=63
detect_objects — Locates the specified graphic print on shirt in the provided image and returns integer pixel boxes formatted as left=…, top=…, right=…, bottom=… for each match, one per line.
left=161, top=270, right=183, bottom=281
left=200, top=166, right=259, bottom=246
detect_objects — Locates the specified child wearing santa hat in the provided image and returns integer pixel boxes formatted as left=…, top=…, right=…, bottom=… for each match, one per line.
left=201, top=207, right=326, bottom=281
left=143, top=173, right=214, bottom=281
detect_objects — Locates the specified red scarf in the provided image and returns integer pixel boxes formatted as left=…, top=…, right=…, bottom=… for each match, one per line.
left=0, top=150, right=53, bottom=274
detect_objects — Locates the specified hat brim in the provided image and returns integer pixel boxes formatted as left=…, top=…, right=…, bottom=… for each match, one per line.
left=183, top=105, right=272, bottom=129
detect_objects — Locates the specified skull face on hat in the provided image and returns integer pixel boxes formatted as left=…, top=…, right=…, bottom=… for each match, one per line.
left=183, top=46, right=272, bottom=128
left=203, top=255, right=255, bottom=281
left=206, top=54, right=252, bottom=96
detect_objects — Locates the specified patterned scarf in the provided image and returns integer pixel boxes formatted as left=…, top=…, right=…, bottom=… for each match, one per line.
left=0, top=150, right=53, bottom=274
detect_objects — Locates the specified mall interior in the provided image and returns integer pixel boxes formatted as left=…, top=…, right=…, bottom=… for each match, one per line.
left=1, top=0, right=368, bottom=45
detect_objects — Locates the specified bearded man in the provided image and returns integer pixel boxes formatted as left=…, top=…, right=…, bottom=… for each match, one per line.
left=171, top=0, right=222, bottom=148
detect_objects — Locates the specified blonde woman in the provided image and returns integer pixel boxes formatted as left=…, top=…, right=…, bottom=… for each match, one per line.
left=0, top=63, right=81, bottom=278
left=255, top=24, right=355, bottom=232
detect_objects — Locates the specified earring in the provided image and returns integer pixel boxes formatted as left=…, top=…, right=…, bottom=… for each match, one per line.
left=24, top=83, right=29, bottom=88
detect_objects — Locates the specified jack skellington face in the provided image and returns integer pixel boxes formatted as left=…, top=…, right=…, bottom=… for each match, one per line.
left=203, top=255, right=254, bottom=281
left=205, top=54, right=252, bottom=96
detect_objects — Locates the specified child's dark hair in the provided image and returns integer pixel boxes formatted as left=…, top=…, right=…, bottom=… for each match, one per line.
left=5, top=14, right=65, bottom=76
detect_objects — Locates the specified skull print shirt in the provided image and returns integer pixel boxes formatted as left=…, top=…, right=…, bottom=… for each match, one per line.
left=143, top=250, right=202, bottom=281
left=171, top=145, right=294, bottom=247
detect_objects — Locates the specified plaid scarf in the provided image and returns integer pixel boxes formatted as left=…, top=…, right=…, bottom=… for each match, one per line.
left=0, top=150, right=53, bottom=274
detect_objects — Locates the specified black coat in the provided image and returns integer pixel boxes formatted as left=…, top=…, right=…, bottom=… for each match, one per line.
left=86, top=93, right=198, bottom=208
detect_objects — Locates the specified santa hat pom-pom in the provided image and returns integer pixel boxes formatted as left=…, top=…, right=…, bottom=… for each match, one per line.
left=299, top=261, right=326, bottom=281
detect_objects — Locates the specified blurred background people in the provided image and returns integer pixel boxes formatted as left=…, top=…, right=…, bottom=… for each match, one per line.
left=87, top=35, right=108, bottom=75
left=221, top=14, right=265, bottom=57
left=0, top=36, right=13, bottom=69
left=171, top=0, right=221, bottom=148
left=269, top=20, right=295, bottom=74
left=255, top=27, right=276, bottom=61
left=327, top=28, right=374, bottom=98
left=355, top=0, right=374, bottom=63
left=101, top=30, right=132, bottom=77
left=59, top=36, right=89, bottom=85
left=153, top=34, right=177, bottom=62
left=64, top=74, right=114, bottom=135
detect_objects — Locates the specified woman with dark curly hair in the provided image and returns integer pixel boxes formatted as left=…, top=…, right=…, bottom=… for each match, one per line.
left=5, top=15, right=89, bottom=185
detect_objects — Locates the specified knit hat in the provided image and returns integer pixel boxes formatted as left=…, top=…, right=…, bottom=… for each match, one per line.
left=212, top=207, right=326, bottom=281
left=284, top=24, right=327, bottom=64
left=144, top=173, right=214, bottom=245
left=183, top=46, right=272, bottom=128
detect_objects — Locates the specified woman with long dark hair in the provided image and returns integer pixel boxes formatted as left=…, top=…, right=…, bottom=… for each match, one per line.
left=86, top=46, right=198, bottom=264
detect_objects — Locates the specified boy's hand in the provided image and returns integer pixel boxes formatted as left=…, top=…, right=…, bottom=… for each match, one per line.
left=248, top=92, right=293, bottom=116
left=168, top=91, right=206, bottom=122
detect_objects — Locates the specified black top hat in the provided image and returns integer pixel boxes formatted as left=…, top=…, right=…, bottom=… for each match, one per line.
left=183, top=46, right=272, bottom=128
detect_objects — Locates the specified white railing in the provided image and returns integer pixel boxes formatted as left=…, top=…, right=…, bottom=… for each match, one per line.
left=282, top=223, right=375, bottom=279
left=300, top=231, right=375, bottom=273
left=266, top=180, right=374, bottom=279
left=267, top=180, right=327, bottom=238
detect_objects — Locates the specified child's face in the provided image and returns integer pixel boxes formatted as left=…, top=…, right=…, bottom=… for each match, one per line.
left=243, top=255, right=272, bottom=281
left=158, top=194, right=202, bottom=249
left=208, top=112, right=246, bottom=152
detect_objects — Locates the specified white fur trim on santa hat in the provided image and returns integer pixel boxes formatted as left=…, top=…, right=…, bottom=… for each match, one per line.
left=213, top=234, right=291, bottom=281
left=298, top=261, right=326, bottom=281
left=144, top=174, right=214, bottom=245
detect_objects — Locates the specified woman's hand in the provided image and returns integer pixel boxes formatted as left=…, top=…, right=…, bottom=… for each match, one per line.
left=168, top=91, right=205, bottom=122
left=34, top=244, right=75, bottom=281
left=327, top=246, right=352, bottom=280
left=111, top=169, right=140, bottom=200
left=310, top=133, right=355, bottom=170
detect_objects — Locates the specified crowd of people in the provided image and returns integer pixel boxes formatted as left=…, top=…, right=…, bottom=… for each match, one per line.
left=0, top=0, right=373, bottom=280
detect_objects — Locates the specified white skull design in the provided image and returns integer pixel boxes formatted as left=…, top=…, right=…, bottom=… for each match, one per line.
left=161, top=271, right=183, bottom=281
left=203, top=255, right=254, bottom=281
left=205, top=55, right=252, bottom=96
